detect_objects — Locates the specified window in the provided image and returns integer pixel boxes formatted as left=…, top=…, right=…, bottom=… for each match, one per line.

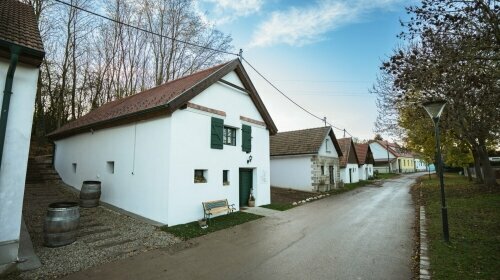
left=194, top=169, right=207, bottom=183
left=72, top=163, right=77, bottom=173
left=223, top=127, right=236, bottom=146
left=223, top=170, right=230, bottom=185
left=325, top=139, right=331, bottom=152
left=242, top=124, right=252, bottom=153
left=321, top=165, right=325, bottom=175
left=107, top=161, right=115, bottom=174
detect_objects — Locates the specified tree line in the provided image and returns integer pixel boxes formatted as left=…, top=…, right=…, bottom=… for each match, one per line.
left=25, top=0, right=232, bottom=140
left=373, top=0, right=499, bottom=188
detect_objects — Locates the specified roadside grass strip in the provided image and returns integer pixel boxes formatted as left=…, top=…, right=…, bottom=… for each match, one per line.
left=161, top=212, right=263, bottom=240
left=420, top=174, right=500, bottom=279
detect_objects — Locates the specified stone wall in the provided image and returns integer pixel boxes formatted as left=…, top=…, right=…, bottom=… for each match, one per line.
left=311, top=155, right=340, bottom=191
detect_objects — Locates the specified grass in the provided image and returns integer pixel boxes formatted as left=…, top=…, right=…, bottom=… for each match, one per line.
left=420, top=173, right=500, bottom=279
left=260, top=203, right=295, bottom=211
left=160, top=212, right=263, bottom=240
left=375, top=172, right=400, bottom=179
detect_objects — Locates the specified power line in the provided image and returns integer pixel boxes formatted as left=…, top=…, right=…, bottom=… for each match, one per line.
left=52, top=0, right=239, bottom=57
left=241, top=58, right=353, bottom=137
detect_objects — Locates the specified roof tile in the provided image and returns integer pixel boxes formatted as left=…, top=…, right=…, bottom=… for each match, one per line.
left=0, top=0, right=44, bottom=52
left=270, top=127, right=332, bottom=156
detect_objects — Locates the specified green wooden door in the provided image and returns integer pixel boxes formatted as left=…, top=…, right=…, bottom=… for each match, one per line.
left=239, top=169, right=253, bottom=207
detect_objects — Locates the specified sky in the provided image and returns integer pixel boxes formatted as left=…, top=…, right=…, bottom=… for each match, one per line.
left=196, top=0, right=412, bottom=141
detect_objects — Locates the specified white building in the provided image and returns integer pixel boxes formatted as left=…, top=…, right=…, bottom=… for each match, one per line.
left=415, top=158, right=427, bottom=172
left=0, top=0, right=45, bottom=274
left=338, top=138, right=360, bottom=184
left=270, top=126, right=342, bottom=192
left=48, top=59, right=277, bottom=226
left=355, top=143, right=375, bottom=180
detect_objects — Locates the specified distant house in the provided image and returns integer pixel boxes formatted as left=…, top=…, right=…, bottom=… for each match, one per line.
left=0, top=0, right=45, bottom=274
left=48, top=59, right=277, bottom=226
left=355, top=143, right=375, bottom=180
left=270, top=126, right=342, bottom=192
left=369, top=140, right=415, bottom=173
left=414, top=157, right=427, bottom=172
left=338, top=138, right=360, bottom=183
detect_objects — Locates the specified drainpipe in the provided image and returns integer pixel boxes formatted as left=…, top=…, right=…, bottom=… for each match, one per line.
left=0, top=46, right=20, bottom=169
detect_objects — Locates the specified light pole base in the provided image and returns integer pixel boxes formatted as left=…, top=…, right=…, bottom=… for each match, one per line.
left=442, top=207, right=450, bottom=243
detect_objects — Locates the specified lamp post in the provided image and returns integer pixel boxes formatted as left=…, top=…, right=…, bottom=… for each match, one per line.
left=422, top=100, right=449, bottom=242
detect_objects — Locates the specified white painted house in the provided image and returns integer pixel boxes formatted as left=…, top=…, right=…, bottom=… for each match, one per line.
left=270, top=126, right=343, bottom=192
left=415, top=158, right=427, bottom=172
left=369, top=140, right=398, bottom=173
left=338, top=138, right=360, bottom=184
left=0, top=0, right=44, bottom=274
left=355, top=143, right=375, bottom=180
left=48, top=59, right=277, bottom=226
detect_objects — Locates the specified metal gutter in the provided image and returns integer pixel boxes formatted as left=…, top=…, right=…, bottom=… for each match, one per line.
left=0, top=45, right=20, bottom=168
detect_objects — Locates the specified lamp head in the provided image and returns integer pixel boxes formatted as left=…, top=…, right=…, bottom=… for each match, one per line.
left=422, top=100, right=447, bottom=120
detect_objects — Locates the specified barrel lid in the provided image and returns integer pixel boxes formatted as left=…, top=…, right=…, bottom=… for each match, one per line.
left=49, top=202, right=79, bottom=209
left=83, top=180, right=101, bottom=184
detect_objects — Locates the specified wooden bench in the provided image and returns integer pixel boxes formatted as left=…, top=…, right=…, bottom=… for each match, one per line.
left=202, top=199, right=235, bottom=223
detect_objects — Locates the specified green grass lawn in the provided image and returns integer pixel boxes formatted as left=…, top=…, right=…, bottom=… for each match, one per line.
left=160, top=212, right=263, bottom=240
left=420, top=174, right=500, bottom=279
left=375, top=172, right=400, bottom=179
left=260, top=203, right=295, bottom=211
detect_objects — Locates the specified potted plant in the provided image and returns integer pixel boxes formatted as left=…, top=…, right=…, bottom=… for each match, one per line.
left=198, top=219, right=208, bottom=229
left=248, top=190, right=255, bottom=207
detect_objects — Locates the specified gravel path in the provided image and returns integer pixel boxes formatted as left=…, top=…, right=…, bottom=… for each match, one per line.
left=9, top=177, right=180, bottom=280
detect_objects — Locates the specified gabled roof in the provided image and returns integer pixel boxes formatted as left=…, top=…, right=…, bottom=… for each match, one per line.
left=338, top=137, right=360, bottom=167
left=369, top=140, right=414, bottom=158
left=270, top=126, right=342, bottom=157
left=355, top=143, right=374, bottom=165
left=48, top=59, right=277, bottom=140
left=0, top=0, right=45, bottom=65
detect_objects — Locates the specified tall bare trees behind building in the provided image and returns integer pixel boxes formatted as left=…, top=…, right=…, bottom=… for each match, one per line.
left=29, top=0, right=232, bottom=138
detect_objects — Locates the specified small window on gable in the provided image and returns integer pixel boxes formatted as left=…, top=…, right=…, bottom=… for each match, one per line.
left=223, top=127, right=236, bottom=146
left=223, top=170, right=230, bottom=185
left=107, top=161, right=115, bottom=174
left=325, top=139, right=331, bottom=153
left=72, top=163, right=77, bottom=173
left=321, top=165, right=325, bottom=175
left=194, top=169, right=207, bottom=183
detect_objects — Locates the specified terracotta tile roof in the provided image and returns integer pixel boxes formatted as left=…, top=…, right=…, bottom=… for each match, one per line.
left=338, top=137, right=360, bottom=167
left=48, top=59, right=278, bottom=139
left=355, top=143, right=369, bottom=165
left=0, top=0, right=44, bottom=52
left=372, top=140, right=414, bottom=158
left=270, top=126, right=341, bottom=156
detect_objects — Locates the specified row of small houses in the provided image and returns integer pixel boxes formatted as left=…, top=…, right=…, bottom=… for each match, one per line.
left=0, top=1, right=427, bottom=271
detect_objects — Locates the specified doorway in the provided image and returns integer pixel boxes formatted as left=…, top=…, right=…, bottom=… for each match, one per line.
left=239, top=169, right=253, bottom=207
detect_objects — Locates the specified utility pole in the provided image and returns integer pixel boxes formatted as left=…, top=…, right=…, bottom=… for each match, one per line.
left=238, top=49, right=243, bottom=59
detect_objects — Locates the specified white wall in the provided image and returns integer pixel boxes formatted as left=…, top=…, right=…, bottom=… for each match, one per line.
left=318, top=136, right=339, bottom=157
left=0, top=59, right=39, bottom=260
left=340, top=163, right=359, bottom=183
left=415, top=159, right=427, bottom=171
left=166, top=71, right=271, bottom=226
left=270, top=155, right=313, bottom=191
left=55, top=117, right=171, bottom=224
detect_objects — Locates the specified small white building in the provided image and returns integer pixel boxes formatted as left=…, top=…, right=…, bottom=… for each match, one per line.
left=369, top=140, right=416, bottom=173
left=0, top=0, right=44, bottom=274
left=48, top=59, right=277, bottom=226
left=338, top=138, right=360, bottom=184
left=355, top=143, right=375, bottom=180
left=415, top=158, right=427, bottom=172
left=270, top=126, right=343, bottom=192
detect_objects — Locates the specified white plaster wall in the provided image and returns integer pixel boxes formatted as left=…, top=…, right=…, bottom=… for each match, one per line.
left=367, top=164, right=374, bottom=177
left=359, top=164, right=367, bottom=180
left=370, top=142, right=396, bottom=161
left=0, top=59, right=39, bottom=247
left=55, top=117, right=171, bottom=224
left=166, top=71, right=271, bottom=226
left=270, top=156, right=313, bottom=191
left=415, top=159, right=427, bottom=171
left=318, top=135, right=339, bottom=157
left=340, top=163, right=359, bottom=183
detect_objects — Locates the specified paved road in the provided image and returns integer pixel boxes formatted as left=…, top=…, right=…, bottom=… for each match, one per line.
left=65, top=173, right=420, bottom=280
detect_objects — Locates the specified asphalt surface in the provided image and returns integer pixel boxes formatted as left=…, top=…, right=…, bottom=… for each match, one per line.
left=64, top=173, right=420, bottom=280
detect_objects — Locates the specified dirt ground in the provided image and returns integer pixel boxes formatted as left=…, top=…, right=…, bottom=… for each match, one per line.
left=270, top=187, right=317, bottom=204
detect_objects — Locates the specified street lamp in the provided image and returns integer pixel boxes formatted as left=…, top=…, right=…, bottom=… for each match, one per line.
left=422, top=100, right=450, bottom=242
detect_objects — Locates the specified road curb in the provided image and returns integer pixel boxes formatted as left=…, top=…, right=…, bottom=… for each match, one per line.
left=419, top=205, right=431, bottom=279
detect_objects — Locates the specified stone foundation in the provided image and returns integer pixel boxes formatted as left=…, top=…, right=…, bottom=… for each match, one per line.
left=311, top=155, right=340, bottom=191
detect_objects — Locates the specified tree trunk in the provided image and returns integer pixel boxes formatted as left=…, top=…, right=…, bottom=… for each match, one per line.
left=477, top=142, right=498, bottom=188
left=472, top=147, right=483, bottom=183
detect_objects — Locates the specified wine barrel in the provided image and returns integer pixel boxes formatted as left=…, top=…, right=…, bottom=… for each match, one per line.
left=80, top=180, right=101, bottom=208
left=44, top=202, right=80, bottom=247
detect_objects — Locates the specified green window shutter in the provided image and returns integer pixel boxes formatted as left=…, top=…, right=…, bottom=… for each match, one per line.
left=211, top=117, right=223, bottom=149
left=242, top=124, right=252, bottom=153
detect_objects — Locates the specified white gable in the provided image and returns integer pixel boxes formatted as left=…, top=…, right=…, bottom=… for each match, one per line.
left=369, top=142, right=396, bottom=160
left=318, top=133, right=339, bottom=157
